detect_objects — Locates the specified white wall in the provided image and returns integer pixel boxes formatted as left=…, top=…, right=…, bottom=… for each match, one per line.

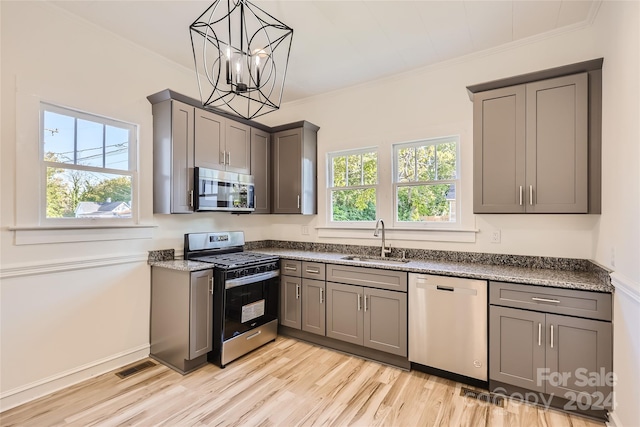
left=1, top=1, right=638, bottom=424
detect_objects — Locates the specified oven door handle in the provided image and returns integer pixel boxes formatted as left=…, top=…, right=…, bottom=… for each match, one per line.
left=225, top=270, right=280, bottom=289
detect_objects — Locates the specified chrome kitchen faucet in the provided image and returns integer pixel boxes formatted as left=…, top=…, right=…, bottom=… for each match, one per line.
left=374, top=219, right=392, bottom=258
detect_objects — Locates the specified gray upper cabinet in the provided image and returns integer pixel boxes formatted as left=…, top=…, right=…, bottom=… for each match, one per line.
left=251, top=127, right=271, bottom=214
left=271, top=122, right=319, bottom=214
left=152, top=99, right=195, bottom=214
left=470, top=59, right=602, bottom=214
left=194, top=109, right=250, bottom=174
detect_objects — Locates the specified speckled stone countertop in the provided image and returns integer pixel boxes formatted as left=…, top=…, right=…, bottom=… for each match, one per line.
left=150, top=259, right=214, bottom=272
left=250, top=248, right=613, bottom=293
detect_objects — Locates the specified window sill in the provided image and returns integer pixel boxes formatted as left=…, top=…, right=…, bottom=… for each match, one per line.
left=316, top=226, right=478, bottom=243
left=9, top=224, right=156, bottom=245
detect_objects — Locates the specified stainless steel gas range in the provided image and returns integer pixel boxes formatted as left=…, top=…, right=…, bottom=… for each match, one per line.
left=184, top=231, right=279, bottom=368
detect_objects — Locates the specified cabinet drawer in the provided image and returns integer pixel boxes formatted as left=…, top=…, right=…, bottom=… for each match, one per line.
left=302, top=261, right=325, bottom=280
left=489, top=281, right=611, bottom=321
left=326, top=264, right=407, bottom=292
left=281, top=259, right=302, bottom=276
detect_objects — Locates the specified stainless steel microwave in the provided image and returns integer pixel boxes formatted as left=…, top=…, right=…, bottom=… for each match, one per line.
left=194, top=167, right=255, bottom=212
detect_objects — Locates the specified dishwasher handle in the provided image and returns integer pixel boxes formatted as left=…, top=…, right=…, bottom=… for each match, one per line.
left=436, top=285, right=455, bottom=292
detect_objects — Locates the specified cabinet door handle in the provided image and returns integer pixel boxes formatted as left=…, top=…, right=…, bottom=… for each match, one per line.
left=189, top=190, right=194, bottom=208
left=532, top=297, right=560, bottom=304
left=306, top=268, right=319, bottom=274
left=220, top=151, right=226, bottom=165
left=519, top=186, right=523, bottom=206
left=297, top=195, right=301, bottom=209
left=529, top=185, right=533, bottom=206
left=538, top=322, right=541, bottom=346
left=550, top=324, right=554, bottom=349
left=320, top=288, right=324, bottom=304
left=296, top=284, right=300, bottom=299
left=357, top=294, right=361, bottom=311
left=227, top=151, right=231, bottom=165
left=364, top=295, right=368, bottom=312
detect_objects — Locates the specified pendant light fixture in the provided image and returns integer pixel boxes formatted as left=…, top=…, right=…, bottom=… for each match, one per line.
left=190, top=0, right=294, bottom=120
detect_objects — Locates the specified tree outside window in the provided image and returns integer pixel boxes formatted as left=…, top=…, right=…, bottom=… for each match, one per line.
left=41, top=103, right=136, bottom=219
left=328, top=149, right=377, bottom=222
left=394, top=137, right=459, bottom=224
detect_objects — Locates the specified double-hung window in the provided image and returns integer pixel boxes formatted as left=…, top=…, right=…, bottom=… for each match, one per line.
left=41, top=103, right=137, bottom=221
left=393, top=136, right=459, bottom=225
left=328, top=149, right=378, bottom=222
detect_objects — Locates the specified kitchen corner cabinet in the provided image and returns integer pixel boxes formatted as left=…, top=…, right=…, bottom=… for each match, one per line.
left=271, top=122, right=319, bottom=214
left=280, top=259, right=326, bottom=336
left=194, top=109, right=250, bottom=174
left=150, top=267, right=213, bottom=374
left=152, top=99, right=195, bottom=214
left=471, top=59, right=602, bottom=214
left=251, top=127, right=271, bottom=214
left=489, top=281, right=612, bottom=409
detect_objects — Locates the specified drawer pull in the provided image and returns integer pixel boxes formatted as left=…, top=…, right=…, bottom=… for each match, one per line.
left=306, top=268, right=320, bottom=274
left=284, top=266, right=297, bottom=271
left=532, top=297, right=560, bottom=304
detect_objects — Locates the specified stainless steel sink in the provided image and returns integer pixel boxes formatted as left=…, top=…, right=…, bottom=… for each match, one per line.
left=341, top=255, right=410, bottom=264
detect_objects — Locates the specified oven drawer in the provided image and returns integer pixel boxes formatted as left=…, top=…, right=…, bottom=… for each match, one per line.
left=302, top=261, right=325, bottom=280
left=281, top=259, right=302, bottom=276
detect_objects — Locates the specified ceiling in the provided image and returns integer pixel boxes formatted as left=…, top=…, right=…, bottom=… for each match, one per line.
left=50, top=0, right=599, bottom=103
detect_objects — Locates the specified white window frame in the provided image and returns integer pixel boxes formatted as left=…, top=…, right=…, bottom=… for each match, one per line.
left=39, top=102, right=138, bottom=226
left=327, top=147, right=378, bottom=225
left=392, top=135, right=460, bottom=229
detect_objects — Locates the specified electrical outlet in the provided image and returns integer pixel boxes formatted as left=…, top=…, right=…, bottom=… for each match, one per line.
left=301, top=226, right=310, bottom=235
left=491, top=230, right=501, bottom=243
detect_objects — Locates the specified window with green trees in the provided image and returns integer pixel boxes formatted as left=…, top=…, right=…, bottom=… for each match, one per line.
left=393, top=136, right=459, bottom=224
left=328, top=149, right=377, bottom=222
left=41, top=103, right=137, bottom=220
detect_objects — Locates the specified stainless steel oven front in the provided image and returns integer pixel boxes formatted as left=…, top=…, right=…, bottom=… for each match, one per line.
left=211, top=263, right=279, bottom=368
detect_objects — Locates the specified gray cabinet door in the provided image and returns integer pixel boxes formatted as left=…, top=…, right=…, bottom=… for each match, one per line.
left=189, top=269, right=213, bottom=359
left=272, top=128, right=302, bottom=213
left=526, top=73, right=588, bottom=213
left=302, top=278, right=326, bottom=336
left=280, top=275, right=302, bottom=329
left=251, top=127, right=271, bottom=214
left=490, top=306, right=546, bottom=392
left=545, top=314, right=612, bottom=407
left=326, top=282, right=363, bottom=345
left=364, top=287, right=407, bottom=357
left=225, top=120, right=251, bottom=174
left=194, top=108, right=225, bottom=171
left=473, top=85, right=526, bottom=213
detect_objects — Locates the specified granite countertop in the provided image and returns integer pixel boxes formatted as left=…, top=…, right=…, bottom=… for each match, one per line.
left=249, top=248, right=614, bottom=293
left=150, top=260, right=214, bottom=272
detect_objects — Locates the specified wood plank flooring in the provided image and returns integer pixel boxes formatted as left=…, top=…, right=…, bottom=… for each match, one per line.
left=0, top=337, right=605, bottom=427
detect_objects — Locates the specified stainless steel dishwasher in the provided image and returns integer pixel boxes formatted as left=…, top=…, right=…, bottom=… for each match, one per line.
left=409, top=273, right=487, bottom=381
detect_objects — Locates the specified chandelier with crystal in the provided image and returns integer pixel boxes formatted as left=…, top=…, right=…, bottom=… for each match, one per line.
left=189, top=0, right=294, bottom=120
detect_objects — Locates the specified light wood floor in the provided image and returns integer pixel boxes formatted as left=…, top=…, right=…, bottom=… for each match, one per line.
left=0, top=337, right=604, bottom=427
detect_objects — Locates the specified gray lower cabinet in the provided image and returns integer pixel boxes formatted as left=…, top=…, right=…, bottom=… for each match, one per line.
left=150, top=267, right=213, bottom=374
left=280, top=274, right=302, bottom=330
left=472, top=68, right=598, bottom=214
left=280, top=260, right=326, bottom=336
left=301, top=278, right=326, bottom=336
left=271, top=122, right=319, bottom=214
left=326, top=281, right=407, bottom=357
left=490, top=281, right=613, bottom=409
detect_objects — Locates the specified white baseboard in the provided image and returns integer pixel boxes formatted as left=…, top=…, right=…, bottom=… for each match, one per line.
left=0, top=344, right=150, bottom=412
left=606, top=411, right=623, bottom=427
